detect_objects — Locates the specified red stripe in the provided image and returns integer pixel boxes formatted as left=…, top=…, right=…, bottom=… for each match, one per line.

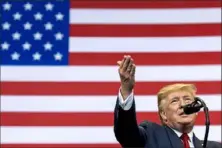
left=71, top=1, right=221, bottom=8
left=69, top=52, right=221, bottom=65
left=1, top=144, right=121, bottom=148
left=1, top=111, right=221, bottom=126
left=1, top=81, right=221, bottom=95
left=70, top=24, right=221, bottom=37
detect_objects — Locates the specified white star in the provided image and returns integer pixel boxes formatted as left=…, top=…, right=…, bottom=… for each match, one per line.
left=11, top=52, right=20, bottom=60
left=3, top=2, right=11, bottom=11
left=13, top=12, right=22, bottom=20
left=34, top=12, right=43, bottom=20
left=44, top=22, right=53, bottom=30
left=55, top=32, right=64, bottom=40
left=2, top=22, right=11, bottom=30
left=22, top=42, right=31, bottom=50
left=33, top=52, right=41, bottom=61
left=23, top=22, right=32, bottom=30
left=24, top=2, right=32, bottom=11
left=1, top=42, right=10, bottom=50
left=44, top=42, right=53, bottom=51
left=54, top=52, right=63, bottom=61
left=12, top=32, right=21, bottom=40
left=45, top=3, right=54, bottom=11
left=33, top=32, right=43, bottom=40
left=55, top=12, right=64, bottom=21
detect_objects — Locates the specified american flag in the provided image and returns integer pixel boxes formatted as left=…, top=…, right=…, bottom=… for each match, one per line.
left=0, top=0, right=221, bottom=147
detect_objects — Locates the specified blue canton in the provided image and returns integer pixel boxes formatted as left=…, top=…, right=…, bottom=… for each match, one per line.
left=0, top=0, right=69, bottom=65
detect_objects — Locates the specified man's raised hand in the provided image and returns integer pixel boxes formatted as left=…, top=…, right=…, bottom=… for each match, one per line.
left=117, top=55, right=136, bottom=100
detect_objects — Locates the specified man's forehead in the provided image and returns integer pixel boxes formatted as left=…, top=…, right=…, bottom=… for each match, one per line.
left=167, top=91, right=193, bottom=98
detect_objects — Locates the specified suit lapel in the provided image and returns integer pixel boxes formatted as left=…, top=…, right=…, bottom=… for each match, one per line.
left=164, top=126, right=204, bottom=148
left=193, top=134, right=203, bottom=148
left=165, top=126, right=184, bottom=148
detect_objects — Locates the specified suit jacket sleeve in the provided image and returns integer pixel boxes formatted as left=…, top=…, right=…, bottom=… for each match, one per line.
left=114, top=97, right=147, bottom=147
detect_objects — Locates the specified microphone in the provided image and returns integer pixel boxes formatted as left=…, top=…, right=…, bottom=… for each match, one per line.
left=182, top=97, right=203, bottom=114
left=182, top=97, right=210, bottom=148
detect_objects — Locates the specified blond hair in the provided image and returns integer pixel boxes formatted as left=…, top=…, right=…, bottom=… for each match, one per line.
left=157, top=83, right=197, bottom=124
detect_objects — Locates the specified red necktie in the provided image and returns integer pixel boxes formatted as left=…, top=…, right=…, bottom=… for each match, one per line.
left=181, top=133, right=190, bottom=148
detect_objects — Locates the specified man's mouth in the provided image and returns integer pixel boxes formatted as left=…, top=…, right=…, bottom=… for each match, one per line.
left=179, top=112, right=186, bottom=116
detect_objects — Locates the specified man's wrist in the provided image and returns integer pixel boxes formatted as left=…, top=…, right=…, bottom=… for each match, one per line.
left=120, top=86, right=132, bottom=101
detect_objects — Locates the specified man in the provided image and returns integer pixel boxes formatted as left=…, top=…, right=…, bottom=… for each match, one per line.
left=114, top=55, right=221, bottom=148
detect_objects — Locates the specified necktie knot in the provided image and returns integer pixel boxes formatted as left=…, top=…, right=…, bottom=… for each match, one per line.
left=181, top=133, right=190, bottom=148
left=181, top=133, right=189, bottom=141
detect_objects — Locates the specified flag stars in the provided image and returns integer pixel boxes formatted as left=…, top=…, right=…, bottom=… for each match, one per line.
left=45, top=3, right=54, bottom=11
left=22, top=42, right=31, bottom=50
left=33, top=52, right=42, bottom=61
left=34, top=12, right=43, bottom=20
left=13, top=12, right=22, bottom=20
left=11, top=52, right=20, bottom=60
left=44, top=22, right=53, bottom=30
left=54, top=52, right=63, bottom=61
left=33, top=32, right=43, bottom=40
left=44, top=42, right=53, bottom=51
left=2, top=2, right=12, bottom=11
left=24, top=22, right=32, bottom=30
left=12, top=32, right=21, bottom=40
left=1, top=42, right=10, bottom=50
left=55, top=12, right=64, bottom=21
left=55, top=32, right=64, bottom=40
left=2, top=22, right=11, bottom=30
left=24, top=2, right=33, bottom=11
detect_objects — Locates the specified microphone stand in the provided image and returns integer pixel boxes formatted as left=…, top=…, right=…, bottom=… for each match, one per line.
left=194, top=97, right=210, bottom=148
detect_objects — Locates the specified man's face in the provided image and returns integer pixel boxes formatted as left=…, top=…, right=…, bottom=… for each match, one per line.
left=161, top=90, right=198, bottom=129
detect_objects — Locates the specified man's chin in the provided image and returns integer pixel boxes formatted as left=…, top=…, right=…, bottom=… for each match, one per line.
left=177, top=115, right=194, bottom=124
left=178, top=118, right=194, bottom=125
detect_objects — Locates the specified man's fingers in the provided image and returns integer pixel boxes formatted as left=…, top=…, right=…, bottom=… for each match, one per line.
left=122, top=55, right=131, bottom=72
left=126, top=58, right=134, bottom=72
left=130, top=64, right=136, bottom=76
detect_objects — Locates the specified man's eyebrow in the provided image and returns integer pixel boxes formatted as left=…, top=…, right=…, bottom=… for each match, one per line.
left=183, top=95, right=191, bottom=98
left=171, top=96, right=179, bottom=100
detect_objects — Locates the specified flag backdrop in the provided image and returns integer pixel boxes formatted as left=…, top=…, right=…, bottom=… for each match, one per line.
left=0, top=0, right=221, bottom=147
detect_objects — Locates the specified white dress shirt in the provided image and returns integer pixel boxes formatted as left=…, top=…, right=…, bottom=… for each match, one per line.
left=118, top=89, right=195, bottom=148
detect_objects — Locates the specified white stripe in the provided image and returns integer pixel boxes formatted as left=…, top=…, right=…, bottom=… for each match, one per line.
left=1, top=126, right=221, bottom=143
left=1, top=95, right=220, bottom=112
left=69, top=37, right=221, bottom=52
left=70, top=8, right=221, bottom=24
left=1, top=65, right=220, bottom=82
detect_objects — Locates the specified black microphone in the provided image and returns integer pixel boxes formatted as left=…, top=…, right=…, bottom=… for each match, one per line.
left=182, top=98, right=203, bottom=114
left=182, top=97, right=210, bottom=148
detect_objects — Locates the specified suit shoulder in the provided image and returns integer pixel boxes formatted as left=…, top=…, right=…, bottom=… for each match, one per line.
left=203, top=140, right=222, bottom=148
left=139, top=120, right=163, bottom=129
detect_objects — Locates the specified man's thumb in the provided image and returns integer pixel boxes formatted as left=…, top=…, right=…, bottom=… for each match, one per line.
left=117, top=61, right=122, bottom=66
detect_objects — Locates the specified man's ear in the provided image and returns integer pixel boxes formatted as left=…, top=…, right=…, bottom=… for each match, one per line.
left=160, top=110, right=167, bottom=122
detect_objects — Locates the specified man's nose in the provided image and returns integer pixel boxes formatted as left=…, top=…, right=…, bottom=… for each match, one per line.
left=179, top=99, right=186, bottom=107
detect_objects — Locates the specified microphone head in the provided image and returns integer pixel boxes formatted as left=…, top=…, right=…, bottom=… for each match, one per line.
left=182, top=101, right=203, bottom=114
left=183, top=105, right=201, bottom=114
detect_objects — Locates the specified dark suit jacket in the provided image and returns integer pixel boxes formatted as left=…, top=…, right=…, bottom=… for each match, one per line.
left=114, top=98, right=221, bottom=148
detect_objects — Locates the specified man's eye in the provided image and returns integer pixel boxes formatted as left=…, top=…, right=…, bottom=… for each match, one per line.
left=172, top=100, right=178, bottom=103
left=185, top=98, right=192, bottom=102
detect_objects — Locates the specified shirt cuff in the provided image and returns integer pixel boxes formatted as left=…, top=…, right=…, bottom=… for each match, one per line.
left=118, top=88, right=134, bottom=110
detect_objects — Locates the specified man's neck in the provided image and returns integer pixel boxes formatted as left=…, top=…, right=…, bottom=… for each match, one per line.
left=166, top=123, right=193, bottom=133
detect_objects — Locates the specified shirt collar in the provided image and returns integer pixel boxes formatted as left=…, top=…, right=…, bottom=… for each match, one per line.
left=170, top=127, right=194, bottom=142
